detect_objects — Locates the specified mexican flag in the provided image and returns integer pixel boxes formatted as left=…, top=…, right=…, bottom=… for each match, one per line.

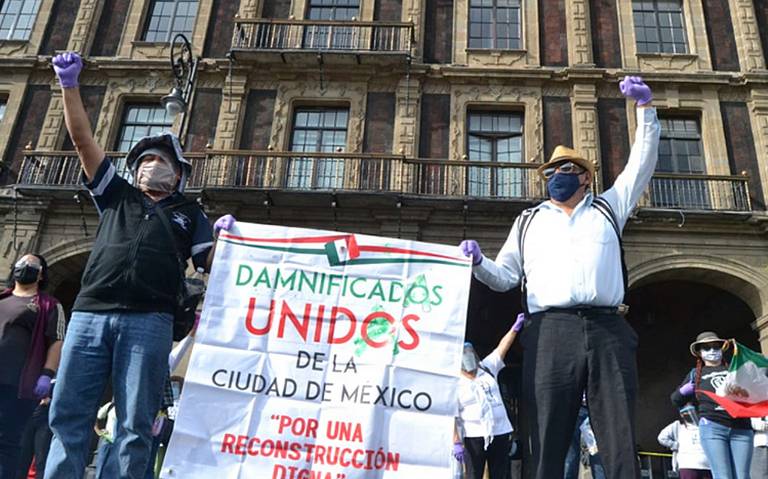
left=699, top=342, right=768, bottom=418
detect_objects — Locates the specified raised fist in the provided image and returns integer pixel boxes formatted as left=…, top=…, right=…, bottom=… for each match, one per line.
left=459, top=240, right=483, bottom=266
left=619, top=75, right=652, bottom=105
left=52, top=52, right=83, bottom=89
left=214, top=214, right=236, bottom=235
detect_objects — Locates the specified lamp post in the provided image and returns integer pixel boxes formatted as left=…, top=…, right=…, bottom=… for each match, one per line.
left=162, top=33, right=199, bottom=147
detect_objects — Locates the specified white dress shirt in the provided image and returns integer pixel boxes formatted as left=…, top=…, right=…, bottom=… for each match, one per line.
left=473, top=107, right=660, bottom=313
left=752, top=417, right=768, bottom=447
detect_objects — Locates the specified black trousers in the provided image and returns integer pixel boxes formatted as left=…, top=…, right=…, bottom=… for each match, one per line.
left=519, top=310, right=640, bottom=479
left=15, top=404, right=51, bottom=479
left=464, top=434, right=510, bottom=479
left=0, top=385, right=36, bottom=479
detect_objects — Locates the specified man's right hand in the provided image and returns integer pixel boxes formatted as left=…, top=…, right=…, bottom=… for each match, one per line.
left=52, top=52, right=83, bottom=89
left=459, top=240, right=483, bottom=266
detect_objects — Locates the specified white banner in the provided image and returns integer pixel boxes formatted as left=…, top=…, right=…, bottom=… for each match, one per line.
left=161, top=222, right=472, bottom=479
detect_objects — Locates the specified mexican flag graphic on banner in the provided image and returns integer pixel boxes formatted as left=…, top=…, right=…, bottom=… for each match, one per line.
left=699, top=342, right=768, bottom=418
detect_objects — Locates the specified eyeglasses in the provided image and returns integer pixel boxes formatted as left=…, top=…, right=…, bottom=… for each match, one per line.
left=542, top=161, right=586, bottom=179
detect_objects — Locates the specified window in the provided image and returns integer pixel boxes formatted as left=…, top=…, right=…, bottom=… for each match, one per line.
left=468, top=0, right=520, bottom=50
left=143, top=0, right=199, bottom=43
left=0, top=0, right=42, bottom=41
left=304, top=0, right=359, bottom=49
left=633, top=0, right=687, bottom=54
left=467, top=111, right=524, bottom=197
left=0, top=100, right=6, bottom=122
left=651, top=116, right=709, bottom=208
left=288, top=108, right=349, bottom=189
left=116, top=104, right=174, bottom=151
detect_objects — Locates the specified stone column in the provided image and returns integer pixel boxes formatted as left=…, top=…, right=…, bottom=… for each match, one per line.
left=748, top=88, right=768, bottom=210
left=571, top=83, right=601, bottom=189
left=0, top=197, right=49, bottom=275
left=565, top=0, right=594, bottom=66
left=37, top=91, right=64, bottom=151
left=68, top=0, right=102, bottom=53
left=392, top=77, right=421, bottom=192
left=729, top=0, right=767, bottom=72
left=210, top=74, right=248, bottom=187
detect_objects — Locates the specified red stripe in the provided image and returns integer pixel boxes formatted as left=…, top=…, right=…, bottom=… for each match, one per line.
left=699, top=390, right=768, bottom=418
left=220, top=232, right=470, bottom=262
left=220, top=233, right=349, bottom=244
left=359, top=245, right=469, bottom=262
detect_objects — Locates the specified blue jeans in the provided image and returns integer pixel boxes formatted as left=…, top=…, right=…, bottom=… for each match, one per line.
left=564, top=406, right=606, bottom=479
left=45, top=311, right=172, bottom=479
left=698, top=418, right=753, bottom=479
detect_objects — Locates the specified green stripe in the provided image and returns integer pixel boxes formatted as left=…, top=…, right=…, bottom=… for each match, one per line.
left=221, top=239, right=468, bottom=268
left=731, top=342, right=768, bottom=371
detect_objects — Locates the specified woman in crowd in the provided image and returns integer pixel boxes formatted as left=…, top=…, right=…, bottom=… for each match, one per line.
left=0, top=254, right=65, bottom=479
left=671, top=331, right=753, bottom=479
left=453, top=313, right=524, bottom=479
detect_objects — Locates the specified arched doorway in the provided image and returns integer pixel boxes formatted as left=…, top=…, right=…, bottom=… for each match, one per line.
left=625, top=269, right=762, bottom=451
left=43, top=241, right=93, bottom=314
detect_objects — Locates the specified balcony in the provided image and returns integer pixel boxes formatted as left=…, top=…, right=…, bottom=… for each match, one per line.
left=638, top=173, right=751, bottom=212
left=16, top=152, right=754, bottom=212
left=17, top=151, right=544, bottom=201
left=230, top=19, right=414, bottom=65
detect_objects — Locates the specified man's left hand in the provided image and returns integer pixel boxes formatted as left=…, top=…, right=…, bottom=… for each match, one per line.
left=619, top=76, right=652, bottom=105
left=214, top=214, right=236, bottom=235
left=33, top=375, right=52, bottom=399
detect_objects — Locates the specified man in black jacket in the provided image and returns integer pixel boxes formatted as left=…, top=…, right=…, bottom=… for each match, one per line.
left=45, top=52, right=233, bottom=479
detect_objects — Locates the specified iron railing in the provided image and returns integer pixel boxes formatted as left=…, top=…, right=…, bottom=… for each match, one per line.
left=638, top=173, right=751, bottom=211
left=16, top=151, right=754, bottom=211
left=231, top=19, right=414, bottom=53
left=18, top=151, right=544, bottom=200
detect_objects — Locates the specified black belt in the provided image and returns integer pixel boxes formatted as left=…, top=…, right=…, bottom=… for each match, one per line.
left=536, top=306, right=622, bottom=317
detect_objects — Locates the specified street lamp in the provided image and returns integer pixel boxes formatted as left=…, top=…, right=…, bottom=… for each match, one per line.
left=162, top=33, right=199, bottom=145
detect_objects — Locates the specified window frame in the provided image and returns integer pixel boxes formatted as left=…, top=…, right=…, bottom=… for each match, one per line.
left=141, top=0, right=200, bottom=43
left=465, top=109, right=525, bottom=197
left=657, top=115, right=705, bottom=174
left=0, top=0, right=42, bottom=41
left=632, top=0, right=688, bottom=55
left=287, top=106, right=350, bottom=189
left=467, top=0, right=522, bottom=50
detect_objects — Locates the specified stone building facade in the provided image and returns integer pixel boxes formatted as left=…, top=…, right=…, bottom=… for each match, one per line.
left=2, top=0, right=768, bottom=449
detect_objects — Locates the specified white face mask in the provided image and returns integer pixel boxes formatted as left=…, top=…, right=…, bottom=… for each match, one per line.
left=462, top=350, right=478, bottom=373
left=701, top=348, right=723, bottom=363
left=136, top=159, right=178, bottom=193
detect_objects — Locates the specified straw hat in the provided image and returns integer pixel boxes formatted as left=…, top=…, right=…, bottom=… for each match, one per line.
left=536, top=145, right=595, bottom=180
left=689, top=331, right=727, bottom=357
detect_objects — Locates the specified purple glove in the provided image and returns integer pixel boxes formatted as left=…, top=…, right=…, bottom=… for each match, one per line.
left=512, top=313, right=526, bottom=333
left=52, top=52, right=83, bottom=89
left=214, top=214, right=236, bottom=235
left=453, top=442, right=464, bottom=463
left=679, top=381, right=695, bottom=396
left=619, top=75, right=652, bottom=105
left=459, top=240, right=483, bottom=266
left=33, top=375, right=52, bottom=399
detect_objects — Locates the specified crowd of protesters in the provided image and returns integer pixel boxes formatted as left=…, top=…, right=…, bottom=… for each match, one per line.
left=2, top=50, right=768, bottom=479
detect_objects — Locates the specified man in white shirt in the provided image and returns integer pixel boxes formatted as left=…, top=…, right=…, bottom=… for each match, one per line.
left=459, top=76, right=659, bottom=479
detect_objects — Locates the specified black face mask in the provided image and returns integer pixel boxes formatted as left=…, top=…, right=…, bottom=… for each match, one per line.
left=13, top=264, right=40, bottom=285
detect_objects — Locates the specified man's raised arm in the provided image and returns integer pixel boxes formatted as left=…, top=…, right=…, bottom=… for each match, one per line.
left=53, top=53, right=105, bottom=182
left=601, top=76, right=661, bottom=228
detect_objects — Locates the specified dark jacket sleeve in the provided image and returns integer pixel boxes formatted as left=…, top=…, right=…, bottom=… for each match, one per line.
left=671, top=373, right=696, bottom=409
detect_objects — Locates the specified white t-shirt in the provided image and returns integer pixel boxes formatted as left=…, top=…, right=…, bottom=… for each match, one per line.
left=457, top=351, right=513, bottom=439
left=658, top=421, right=709, bottom=471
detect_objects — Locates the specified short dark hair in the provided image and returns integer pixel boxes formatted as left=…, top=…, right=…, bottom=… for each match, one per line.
left=7, top=253, right=49, bottom=290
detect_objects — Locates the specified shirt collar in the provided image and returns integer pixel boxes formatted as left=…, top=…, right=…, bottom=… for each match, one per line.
left=539, top=192, right=594, bottom=213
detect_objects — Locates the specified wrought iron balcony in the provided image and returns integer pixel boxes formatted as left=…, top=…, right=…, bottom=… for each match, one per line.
left=16, top=152, right=754, bottom=211
left=638, top=173, right=752, bottom=212
left=17, top=151, right=544, bottom=200
left=230, top=18, right=414, bottom=62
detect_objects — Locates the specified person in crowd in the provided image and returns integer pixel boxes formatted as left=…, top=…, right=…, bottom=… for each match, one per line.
left=459, top=76, right=659, bottom=479
left=16, top=393, right=54, bottom=479
left=453, top=313, right=524, bottom=479
left=657, top=415, right=711, bottom=479
left=751, top=416, right=768, bottom=478
left=46, top=51, right=236, bottom=478
left=564, top=394, right=605, bottom=479
left=671, top=332, right=753, bottom=479
left=0, top=254, right=65, bottom=479
left=93, top=399, right=117, bottom=479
